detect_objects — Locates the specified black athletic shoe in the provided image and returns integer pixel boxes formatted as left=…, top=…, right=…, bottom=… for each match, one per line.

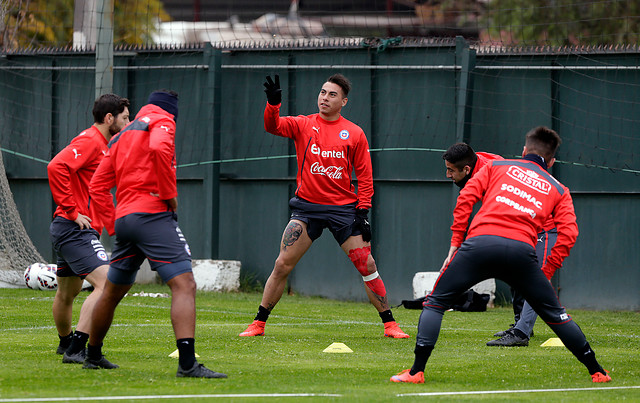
left=176, top=362, right=227, bottom=378
left=493, top=324, right=515, bottom=338
left=494, top=327, right=534, bottom=338
left=486, top=330, right=529, bottom=347
left=57, top=334, right=73, bottom=355
left=83, top=355, right=119, bottom=369
left=56, top=343, right=70, bottom=355
left=62, top=349, right=86, bottom=364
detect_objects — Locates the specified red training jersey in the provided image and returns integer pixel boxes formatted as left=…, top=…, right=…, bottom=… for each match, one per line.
left=90, top=104, right=177, bottom=230
left=264, top=102, right=373, bottom=209
left=473, top=152, right=503, bottom=176
left=451, top=158, right=578, bottom=275
left=47, top=125, right=110, bottom=234
left=472, top=151, right=555, bottom=231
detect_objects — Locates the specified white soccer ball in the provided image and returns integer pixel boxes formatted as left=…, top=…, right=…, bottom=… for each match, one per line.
left=37, top=264, right=58, bottom=290
left=24, top=263, right=44, bottom=290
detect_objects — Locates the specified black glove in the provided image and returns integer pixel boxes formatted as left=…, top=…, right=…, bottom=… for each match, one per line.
left=263, top=75, right=282, bottom=105
left=355, top=208, right=371, bottom=242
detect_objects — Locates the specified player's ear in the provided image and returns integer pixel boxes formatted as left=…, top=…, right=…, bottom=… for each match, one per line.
left=521, top=146, right=527, bottom=158
left=548, top=157, right=556, bottom=168
left=342, top=97, right=348, bottom=107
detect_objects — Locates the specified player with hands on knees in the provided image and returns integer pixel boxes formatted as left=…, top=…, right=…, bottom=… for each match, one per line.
left=48, top=93, right=130, bottom=365
left=442, top=142, right=558, bottom=347
left=239, top=74, right=408, bottom=339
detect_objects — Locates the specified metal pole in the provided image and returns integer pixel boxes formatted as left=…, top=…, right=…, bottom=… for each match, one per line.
left=73, top=0, right=97, bottom=50
left=95, top=0, right=113, bottom=98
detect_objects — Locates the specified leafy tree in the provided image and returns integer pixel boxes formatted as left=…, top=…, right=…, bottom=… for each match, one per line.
left=1, top=0, right=170, bottom=50
left=483, top=0, right=640, bottom=46
left=1, top=0, right=74, bottom=49
left=114, top=0, right=170, bottom=46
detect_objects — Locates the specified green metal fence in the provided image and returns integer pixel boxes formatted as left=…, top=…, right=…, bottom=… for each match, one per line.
left=1, top=39, right=637, bottom=309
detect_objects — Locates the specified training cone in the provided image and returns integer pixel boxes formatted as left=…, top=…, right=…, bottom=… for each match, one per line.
left=323, top=342, right=353, bottom=353
left=540, top=337, right=564, bottom=347
left=169, top=349, right=200, bottom=358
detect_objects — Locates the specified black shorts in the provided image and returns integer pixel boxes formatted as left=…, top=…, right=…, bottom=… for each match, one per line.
left=49, top=216, right=110, bottom=277
left=288, top=196, right=361, bottom=245
left=108, top=212, right=192, bottom=285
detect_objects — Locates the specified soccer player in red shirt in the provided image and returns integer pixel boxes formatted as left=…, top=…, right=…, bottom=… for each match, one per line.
left=443, top=143, right=555, bottom=346
left=48, top=93, right=130, bottom=363
left=392, top=127, right=611, bottom=384
left=239, top=74, right=409, bottom=339
left=87, top=90, right=226, bottom=378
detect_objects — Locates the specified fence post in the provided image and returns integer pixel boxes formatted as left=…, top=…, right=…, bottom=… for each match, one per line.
left=95, top=0, right=113, bottom=98
left=204, top=43, right=221, bottom=258
left=451, top=36, right=477, bottom=209
left=455, top=36, right=475, bottom=145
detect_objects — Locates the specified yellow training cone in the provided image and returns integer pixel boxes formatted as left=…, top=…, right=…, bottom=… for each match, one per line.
left=169, top=349, right=200, bottom=358
left=323, top=342, right=353, bottom=353
left=540, top=337, right=564, bottom=347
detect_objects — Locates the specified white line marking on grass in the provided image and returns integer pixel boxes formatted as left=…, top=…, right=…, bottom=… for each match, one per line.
left=396, top=385, right=640, bottom=397
left=0, top=393, right=342, bottom=402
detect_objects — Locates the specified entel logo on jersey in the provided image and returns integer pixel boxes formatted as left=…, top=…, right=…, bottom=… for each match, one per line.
left=506, top=166, right=551, bottom=195
left=339, top=130, right=349, bottom=140
left=310, top=143, right=345, bottom=159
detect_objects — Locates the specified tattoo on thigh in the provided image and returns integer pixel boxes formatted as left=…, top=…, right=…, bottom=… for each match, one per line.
left=283, top=222, right=303, bottom=250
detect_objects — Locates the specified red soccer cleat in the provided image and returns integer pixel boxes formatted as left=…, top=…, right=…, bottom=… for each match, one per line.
left=591, top=369, right=611, bottom=383
left=390, top=369, right=424, bottom=384
left=239, top=320, right=266, bottom=337
left=384, top=321, right=410, bottom=338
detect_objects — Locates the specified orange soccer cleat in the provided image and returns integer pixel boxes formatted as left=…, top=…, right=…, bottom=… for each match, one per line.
left=591, top=369, right=611, bottom=383
left=384, top=321, right=410, bottom=338
left=239, top=320, right=266, bottom=337
left=390, top=369, right=424, bottom=384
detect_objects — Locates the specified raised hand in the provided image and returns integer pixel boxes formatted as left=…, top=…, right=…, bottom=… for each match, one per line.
left=264, top=75, right=282, bottom=105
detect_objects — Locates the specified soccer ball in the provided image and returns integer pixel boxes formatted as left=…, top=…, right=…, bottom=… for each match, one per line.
left=37, top=264, right=58, bottom=290
left=24, top=263, right=44, bottom=290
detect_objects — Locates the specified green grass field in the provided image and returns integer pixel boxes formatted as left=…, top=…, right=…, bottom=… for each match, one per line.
left=1, top=284, right=638, bottom=402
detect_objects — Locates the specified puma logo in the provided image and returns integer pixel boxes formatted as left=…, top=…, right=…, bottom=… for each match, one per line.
left=72, top=149, right=81, bottom=159
left=312, top=126, right=319, bottom=134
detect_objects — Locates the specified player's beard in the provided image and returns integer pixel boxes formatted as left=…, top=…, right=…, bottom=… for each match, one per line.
left=108, top=122, right=121, bottom=135
left=456, top=173, right=472, bottom=188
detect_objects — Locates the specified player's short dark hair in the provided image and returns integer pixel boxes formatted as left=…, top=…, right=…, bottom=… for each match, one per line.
left=327, top=73, right=351, bottom=97
left=525, top=126, right=562, bottom=161
left=442, top=142, right=477, bottom=170
left=93, top=93, right=130, bottom=124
